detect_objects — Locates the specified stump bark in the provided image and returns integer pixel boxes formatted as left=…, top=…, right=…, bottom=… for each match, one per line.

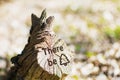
left=7, top=9, right=60, bottom=80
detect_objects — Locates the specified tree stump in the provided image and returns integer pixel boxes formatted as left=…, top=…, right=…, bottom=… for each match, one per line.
left=7, top=9, right=72, bottom=80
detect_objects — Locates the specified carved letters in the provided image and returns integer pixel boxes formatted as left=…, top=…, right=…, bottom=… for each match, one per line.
left=40, top=46, right=70, bottom=66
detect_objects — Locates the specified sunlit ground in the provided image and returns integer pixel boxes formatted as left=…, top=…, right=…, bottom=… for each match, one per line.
left=0, top=0, right=120, bottom=80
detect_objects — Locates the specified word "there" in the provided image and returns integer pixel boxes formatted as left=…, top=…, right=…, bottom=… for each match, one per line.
left=42, top=46, right=64, bottom=55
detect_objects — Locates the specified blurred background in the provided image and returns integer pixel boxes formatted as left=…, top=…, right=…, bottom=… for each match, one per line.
left=0, top=0, right=120, bottom=80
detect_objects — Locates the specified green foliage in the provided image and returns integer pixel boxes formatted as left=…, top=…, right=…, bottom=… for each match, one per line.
left=53, top=25, right=60, bottom=33
left=69, top=25, right=80, bottom=35
left=117, top=6, right=120, bottom=12
left=112, top=0, right=119, bottom=2
left=104, top=26, right=120, bottom=40
left=75, top=44, right=81, bottom=52
left=87, top=20, right=96, bottom=28
left=99, top=17, right=107, bottom=24
left=63, top=5, right=82, bottom=14
left=72, top=75, right=79, bottom=80
left=85, top=51, right=96, bottom=58
left=114, top=26, right=120, bottom=39
left=104, top=27, right=114, bottom=38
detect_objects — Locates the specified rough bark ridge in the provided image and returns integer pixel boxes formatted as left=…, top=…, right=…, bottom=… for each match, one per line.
left=7, top=9, right=60, bottom=80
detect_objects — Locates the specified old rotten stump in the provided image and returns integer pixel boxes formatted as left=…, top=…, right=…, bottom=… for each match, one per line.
left=7, top=9, right=60, bottom=80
